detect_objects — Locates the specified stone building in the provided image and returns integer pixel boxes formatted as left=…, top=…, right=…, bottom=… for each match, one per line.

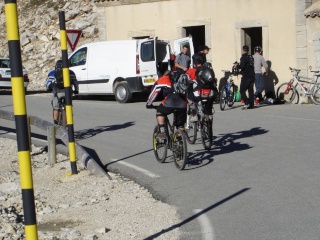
left=93, top=0, right=320, bottom=97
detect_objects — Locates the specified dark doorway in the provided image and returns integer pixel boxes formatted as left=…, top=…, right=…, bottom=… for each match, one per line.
left=184, top=25, right=205, bottom=53
left=242, top=27, right=262, bottom=55
left=132, top=36, right=150, bottom=39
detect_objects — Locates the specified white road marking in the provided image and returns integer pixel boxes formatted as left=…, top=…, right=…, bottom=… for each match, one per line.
left=265, top=114, right=320, bottom=122
left=110, top=159, right=160, bottom=178
left=193, top=209, right=215, bottom=240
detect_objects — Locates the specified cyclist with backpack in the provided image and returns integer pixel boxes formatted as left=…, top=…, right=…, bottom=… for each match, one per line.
left=235, top=45, right=255, bottom=109
left=146, top=71, right=190, bottom=140
left=45, top=60, right=79, bottom=124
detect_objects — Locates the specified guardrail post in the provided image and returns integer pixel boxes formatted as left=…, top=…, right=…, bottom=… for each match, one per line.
left=47, top=126, right=57, bottom=166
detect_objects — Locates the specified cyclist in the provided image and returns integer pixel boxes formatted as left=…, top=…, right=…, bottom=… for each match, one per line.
left=146, top=70, right=190, bottom=140
left=186, top=55, right=217, bottom=121
left=45, top=60, right=79, bottom=124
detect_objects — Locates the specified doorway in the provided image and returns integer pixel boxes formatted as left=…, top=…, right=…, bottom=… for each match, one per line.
left=242, top=27, right=262, bottom=54
left=184, top=25, right=205, bottom=53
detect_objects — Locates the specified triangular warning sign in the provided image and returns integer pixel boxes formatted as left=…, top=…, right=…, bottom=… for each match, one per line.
left=66, top=30, right=82, bottom=52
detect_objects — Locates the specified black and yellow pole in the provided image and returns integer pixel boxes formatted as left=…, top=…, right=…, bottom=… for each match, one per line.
left=4, top=0, right=38, bottom=239
left=59, top=11, right=78, bottom=175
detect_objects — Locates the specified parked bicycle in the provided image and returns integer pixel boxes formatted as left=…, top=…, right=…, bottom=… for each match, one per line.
left=150, top=105, right=188, bottom=170
left=277, top=67, right=320, bottom=104
left=186, top=99, right=213, bottom=150
left=219, top=70, right=237, bottom=110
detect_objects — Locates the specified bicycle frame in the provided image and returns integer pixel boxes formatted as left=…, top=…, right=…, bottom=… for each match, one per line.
left=290, top=69, right=320, bottom=96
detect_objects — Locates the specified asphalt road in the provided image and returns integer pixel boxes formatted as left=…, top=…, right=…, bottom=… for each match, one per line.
left=1, top=92, right=320, bottom=240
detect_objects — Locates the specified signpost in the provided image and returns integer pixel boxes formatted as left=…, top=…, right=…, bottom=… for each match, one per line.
left=66, top=29, right=82, bottom=52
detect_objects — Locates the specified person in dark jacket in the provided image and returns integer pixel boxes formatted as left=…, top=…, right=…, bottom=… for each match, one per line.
left=235, top=45, right=255, bottom=109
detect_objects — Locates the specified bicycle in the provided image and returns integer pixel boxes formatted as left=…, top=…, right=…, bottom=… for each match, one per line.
left=276, top=67, right=320, bottom=104
left=56, top=89, right=67, bottom=128
left=219, top=70, right=237, bottom=110
left=186, top=99, right=213, bottom=150
left=150, top=105, right=188, bottom=170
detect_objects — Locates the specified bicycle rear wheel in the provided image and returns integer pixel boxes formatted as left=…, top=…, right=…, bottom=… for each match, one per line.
left=220, top=89, right=227, bottom=111
left=201, top=117, right=212, bottom=150
left=172, top=129, right=188, bottom=170
left=227, top=85, right=235, bottom=107
left=153, top=126, right=167, bottom=163
left=186, top=120, right=197, bottom=144
left=277, top=82, right=297, bottom=103
left=310, top=83, right=320, bottom=105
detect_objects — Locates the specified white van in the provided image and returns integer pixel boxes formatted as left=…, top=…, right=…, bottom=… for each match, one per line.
left=69, top=37, right=194, bottom=103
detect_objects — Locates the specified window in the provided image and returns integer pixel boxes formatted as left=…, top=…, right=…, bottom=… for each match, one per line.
left=70, top=48, right=87, bottom=67
left=140, top=41, right=155, bottom=62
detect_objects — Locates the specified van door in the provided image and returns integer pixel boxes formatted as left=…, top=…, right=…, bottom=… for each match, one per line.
left=69, top=47, right=89, bottom=93
left=137, top=38, right=158, bottom=86
left=173, top=37, right=194, bottom=67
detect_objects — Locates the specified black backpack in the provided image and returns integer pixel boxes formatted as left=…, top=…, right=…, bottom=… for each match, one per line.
left=54, top=62, right=64, bottom=89
left=248, top=55, right=254, bottom=67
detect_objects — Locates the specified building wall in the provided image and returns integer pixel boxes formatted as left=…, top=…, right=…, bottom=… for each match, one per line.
left=97, top=0, right=298, bottom=85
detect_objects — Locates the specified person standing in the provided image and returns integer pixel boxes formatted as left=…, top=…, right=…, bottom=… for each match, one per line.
left=253, top=46, right=268, bottom=104
left=192, top=45, right=210, bottom=64
left=235, top=45, right=255, bottom=109
left=175, top=45, right=191, bottom=75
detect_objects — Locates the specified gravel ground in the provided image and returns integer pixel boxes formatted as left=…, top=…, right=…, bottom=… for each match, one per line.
left=0, top=137, right=181, bottom=240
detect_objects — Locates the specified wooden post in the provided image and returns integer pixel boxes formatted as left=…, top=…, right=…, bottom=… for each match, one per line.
left=47, top=126, right=57, bottom=166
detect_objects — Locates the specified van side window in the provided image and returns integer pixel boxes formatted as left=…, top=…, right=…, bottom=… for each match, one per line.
left=141, top=41, right=155, bottom=62
left=70, top=48, right=87, bottom=67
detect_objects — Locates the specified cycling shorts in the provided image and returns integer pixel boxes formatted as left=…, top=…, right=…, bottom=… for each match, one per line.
left=157, top=104, right=187, bottom=127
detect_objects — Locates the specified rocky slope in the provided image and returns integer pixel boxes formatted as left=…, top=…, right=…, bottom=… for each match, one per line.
left=0, top=137, right=181, bottom=239
left=0, top=0, right=99, bottom=90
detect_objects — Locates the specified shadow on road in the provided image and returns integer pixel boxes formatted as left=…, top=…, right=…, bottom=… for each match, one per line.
left=75, top=121, right=135, bottom=141
left=186, top=127, right=269, bottom=170
left=144, top=188, right=250, bottom=240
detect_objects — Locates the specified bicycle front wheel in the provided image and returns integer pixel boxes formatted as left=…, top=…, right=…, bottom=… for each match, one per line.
left=201, top=117, right=212, bottom=150
left=153, top=126, right=167, bottom=163
left=227, top=85, right=235, bottom=107
left=277, top=82, right=297, bottom=104
left=310, top=83, right=320, bottom=105
left=172, top=130, right=188, bottom=170
left=220, top=89, right=227, bottom=111
left=186, top=120, right=197, bottom=144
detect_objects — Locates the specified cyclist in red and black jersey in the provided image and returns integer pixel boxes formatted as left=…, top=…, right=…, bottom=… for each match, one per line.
left=146, top=71, right=189, bottom=139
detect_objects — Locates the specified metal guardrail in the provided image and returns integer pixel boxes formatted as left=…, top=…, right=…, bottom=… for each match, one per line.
left=0, top=109, right=111, bottom=179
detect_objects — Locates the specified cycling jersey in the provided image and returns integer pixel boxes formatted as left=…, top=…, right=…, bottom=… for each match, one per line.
left=147, top=75, right=187, bottom=109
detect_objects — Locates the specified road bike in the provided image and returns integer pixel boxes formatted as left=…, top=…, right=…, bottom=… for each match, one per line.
left=276, top=67, right=320, bottom=104
left=186, top=100, right=213, bottom=150
left=150, top=106, right=188, bottom=170
left=219, top=70, right=237, bottom=110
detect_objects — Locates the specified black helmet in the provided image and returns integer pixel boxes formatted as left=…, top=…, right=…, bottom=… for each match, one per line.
left=198, top=68, right=213, bottom=84
left=254, top=46, right=262, bottom=52
left=174, top=74, right=190, bottom=94
left=55, top=60, right=63, bottom=70
left=168, top=71, right=179, bottom=82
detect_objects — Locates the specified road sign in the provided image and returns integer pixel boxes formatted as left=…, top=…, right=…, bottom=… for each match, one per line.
left=66, top=29, right=82, bottom=52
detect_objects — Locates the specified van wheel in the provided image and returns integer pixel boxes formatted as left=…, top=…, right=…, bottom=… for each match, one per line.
left=115, top=82, right=132, bottom=103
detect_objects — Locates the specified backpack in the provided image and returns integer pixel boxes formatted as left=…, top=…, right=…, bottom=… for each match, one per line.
left=248, top=55, right=254, bottom=67
left=54, top=68, right=64, bottom=89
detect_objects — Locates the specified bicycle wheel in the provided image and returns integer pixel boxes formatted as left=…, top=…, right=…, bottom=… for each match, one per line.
left=201, top=117, right=212, bottom=150
left=220, top=89, right=227, bottom=111
left=153, top=126, right=167, bottom=163
left=227, top=85, right=235, bottom=107
left=185, top=120, right=197, bottom=144
left=276, top=82, right=297, bottom=104
left=172, top=129, right=188, bottom=170
left=310, top=83, right=320, bottom=105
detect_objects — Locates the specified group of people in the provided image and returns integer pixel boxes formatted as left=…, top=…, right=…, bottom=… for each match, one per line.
left=146, top=44, right=217, bottom=139
left=146, top=44, right=269, bottom=139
